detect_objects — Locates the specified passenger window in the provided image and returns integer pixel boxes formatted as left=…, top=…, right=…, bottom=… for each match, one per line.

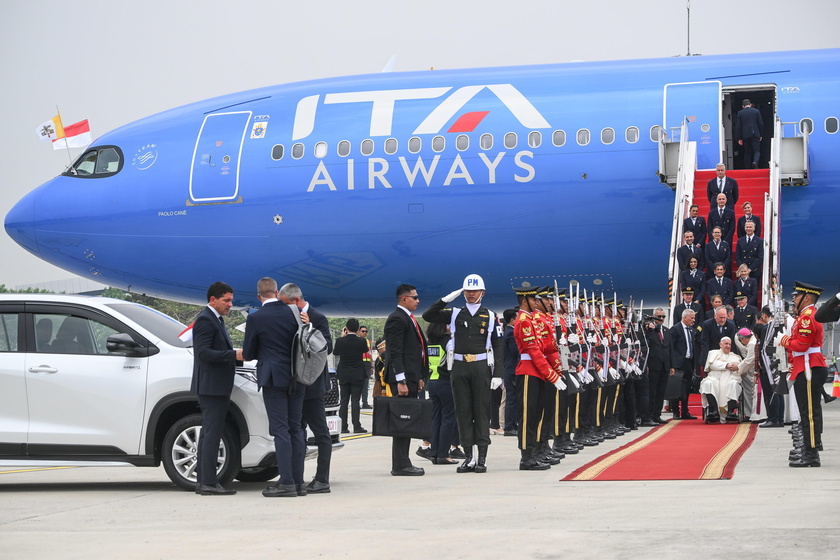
left=825, top=117, right=838, bottom=134
left=432, top=136, right=445, bottom=152
left=456, top=135, right=469, bottom=151
left=35, top=314, right=118, bottom=355
left=528, top=131, right=542, bottom=148
left=480, top=134, right=493, bottom=150
left=292, top=143, right=304, bottom=159
left=504, top=132, right=517, bottom=149
left=0, top=313, right=19, bottom=352
left=800, top=118, right=813, bottom=134
left=337, top=140, right=351, bottom=157
left=271, top=144, right=284, bottom=160
left=385, top=138, right=398, bottom=155
left=314, top=142, right=328, bottom=158
left=576, top=129, right=590, bottom=146
left=408, top=137, right=422, bottom=154
left=625, top=126, right=640, bottom=143
left=650, top=125, right=665, bottom=142
left=361, top=139, right=374, bottom=156
left=601, top=128, right=615, bottom=145
left=552, top=130, right=566, bottom=147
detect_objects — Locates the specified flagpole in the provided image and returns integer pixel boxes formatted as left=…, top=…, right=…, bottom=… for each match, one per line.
left=55, top=105, right=74, bottom=165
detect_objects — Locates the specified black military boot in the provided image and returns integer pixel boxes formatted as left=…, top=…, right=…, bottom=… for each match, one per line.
left=789, top=448, right=821, bottom=468
left=519, top=447, right=550, bottom=471
left=456, top=448, right=474, bottom=473
left=474, top=445, right=488, bottom=473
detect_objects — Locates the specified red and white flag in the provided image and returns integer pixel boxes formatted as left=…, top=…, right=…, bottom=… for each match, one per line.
left=36, top=115, right=92, bottom=150
left=178, top=322, right=194, bottom=343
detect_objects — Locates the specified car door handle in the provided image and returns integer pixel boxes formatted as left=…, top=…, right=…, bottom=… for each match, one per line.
left=28, top=366, right=58, bottom=374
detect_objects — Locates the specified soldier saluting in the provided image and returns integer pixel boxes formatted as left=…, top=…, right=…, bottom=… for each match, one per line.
left=423, top=274, right=503, bottom=473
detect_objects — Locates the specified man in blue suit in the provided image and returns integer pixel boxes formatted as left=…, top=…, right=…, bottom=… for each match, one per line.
left=704, top=226, right=731, bottom=279
left=707, top=263, right=734, bottom=306
left=243, top=277, right=304, bottom=497
left=191, top=281, right=244, bottom=496
left=736, top=220, right=764, bottom=281
left=708, top=193, right=736, bottom=247
left=677, top=230, right=705, bottom=272
left=669, top=309, right=698, bottom=419
left=682, top=204, right=708, bottom=248
left=735, top=99, right=764, bottom=169
left=707, top=164, right=739, bottom=209
left=280, top=282, right=334, bottom=494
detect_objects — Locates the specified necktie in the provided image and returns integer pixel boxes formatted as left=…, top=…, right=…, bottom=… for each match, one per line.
left=410, top=313, right=425, bottom=361
left=219, top=316, right=232, bottom=347
left=658, top=329, right=663, bottom=343
left=719, top=178, right=723, bottom=192
left=719, top=208, right=723, bottom=217
left=685, top=327, right=692, bottom=358
left=748, top=236, right=752, bottom=244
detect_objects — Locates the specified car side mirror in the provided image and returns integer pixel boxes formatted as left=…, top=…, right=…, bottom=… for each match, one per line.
left=107, top=333, right=152, bottom=357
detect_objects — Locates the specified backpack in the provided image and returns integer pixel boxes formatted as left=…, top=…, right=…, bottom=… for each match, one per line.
left=289, top=304, right=329, bottom=386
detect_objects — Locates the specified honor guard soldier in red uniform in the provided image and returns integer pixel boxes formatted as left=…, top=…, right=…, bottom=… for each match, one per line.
left=513, top=286, right=566, bottom=470
left=780, top=281, right=828, bottom=467
left=534, top=286, right=567, bottom=466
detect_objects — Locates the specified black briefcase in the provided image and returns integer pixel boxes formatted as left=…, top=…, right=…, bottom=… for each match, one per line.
left=663, top=371, right=686, bottom=400
left=372, top=396, right=433, bottom=440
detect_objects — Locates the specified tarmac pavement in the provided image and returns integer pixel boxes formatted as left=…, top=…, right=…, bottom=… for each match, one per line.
left=2, top=405, right=839, bottom=559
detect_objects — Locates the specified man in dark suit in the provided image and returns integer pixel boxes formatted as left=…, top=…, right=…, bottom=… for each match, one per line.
left=674, top=287, right=703, bottom=319
left=815, top=290, right=840, bottom=324
left=280, top=283, right=333, bottom=494
left=733, top=292, right=758, bottom=330
left=700, top=306, right=739, bottom=372
left=334, top=318, right=370, bottom=434
left=383, top=283, right=428, bottom=476
left=736, top=220, right=763, bottom=281
left=735, top=99, right=764, bottom=169
left=755, top=306, right=785, bottom=428
left=736, top=201, right=762, bottom=240
left=669, top=309, right=698, bottom=419
left=683, top=204, right=707, bottom=248
left=644, top=308, right=672, bottom=424
left=708, top=193, right=736, bottom=247
left=707, top=262, right=734, bottom=306
left=676, top=230, right=705, bottom=272
left=190, top=281, right=243, bottom=496
left=707, top=164, right=739, bottom=209
left=242, top=277, right=303, bottom=498
left=704, top=226, right=732, bottom=279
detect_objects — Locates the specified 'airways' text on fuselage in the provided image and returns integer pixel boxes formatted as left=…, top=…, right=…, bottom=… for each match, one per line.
left=307, top=150, right=535, bottom=192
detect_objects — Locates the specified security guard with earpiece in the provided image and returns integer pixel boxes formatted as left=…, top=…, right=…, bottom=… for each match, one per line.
left=423, top=274, right=503, bottom=473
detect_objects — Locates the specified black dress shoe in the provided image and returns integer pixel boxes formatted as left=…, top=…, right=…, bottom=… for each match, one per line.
left=681, top=414, right=698, bottom=420
left=361, top=404, right=373, bottom=409
left=353, top=427, right=368, bottom=434
left=415, top=446, right=433, bottom=461
left=340, top=429, right=350, bottom=434
left=448, top=447, right=467, bottom=459
left=304, top=480, right=331, bottom=494
left=262, top=483, right=297, bottom=497
left=639, top=420, right=657, bottom=427
left=432, top=457, right=458, bottom=465
left=824, top=395, right=837, bottom=403
left=391, top=466, right=425, bottom=476
left=725, top=413, right=740, bottom=422
left=504, top=429, right=518, bottom=436
left=759, top=420, right=783, bottom=428
left=198, top=483, right=236, bottom=496
left=296, top=484, right=308, bottom=496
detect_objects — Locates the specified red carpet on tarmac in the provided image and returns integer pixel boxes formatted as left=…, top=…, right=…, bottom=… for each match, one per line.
left=562, top=420, right=758, bottom=481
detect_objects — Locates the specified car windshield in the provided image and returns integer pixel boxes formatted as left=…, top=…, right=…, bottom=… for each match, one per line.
left=104, top=303, right=191, bottom=348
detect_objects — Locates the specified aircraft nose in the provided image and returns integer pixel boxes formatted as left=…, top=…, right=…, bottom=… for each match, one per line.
left=4, top=190, right=39, bottom=254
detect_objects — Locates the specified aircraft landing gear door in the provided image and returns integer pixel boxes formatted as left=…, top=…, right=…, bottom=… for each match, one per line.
left=663, top=81, right=723, bottom=170
left=189, top=111, right=252, bottom=204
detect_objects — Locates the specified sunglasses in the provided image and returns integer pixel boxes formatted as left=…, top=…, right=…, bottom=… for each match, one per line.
left=403, top=295, right=419, bottom=300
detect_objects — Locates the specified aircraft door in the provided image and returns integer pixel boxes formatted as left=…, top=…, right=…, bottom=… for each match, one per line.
left=189, top=111, right=252, bottom=204
left=663, top=81, right=723, bottom=170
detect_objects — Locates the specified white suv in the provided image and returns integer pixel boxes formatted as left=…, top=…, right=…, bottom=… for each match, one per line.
left=0, top=294, right=341, bottom=490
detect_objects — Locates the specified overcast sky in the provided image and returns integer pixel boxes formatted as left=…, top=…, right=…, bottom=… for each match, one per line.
left=1, top=0, right=836, bottom=289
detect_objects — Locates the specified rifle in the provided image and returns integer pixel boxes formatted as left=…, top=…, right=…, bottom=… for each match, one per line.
left=766, top=276, right=790, bottom=394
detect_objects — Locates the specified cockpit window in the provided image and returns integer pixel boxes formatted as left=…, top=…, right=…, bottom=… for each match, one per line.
left=64, top=146, right=123, bottom=178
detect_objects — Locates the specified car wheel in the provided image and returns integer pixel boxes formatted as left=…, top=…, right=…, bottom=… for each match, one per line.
left=161, top=413, right=241, bottom=491
left=235, top=466, right=278, bottom=482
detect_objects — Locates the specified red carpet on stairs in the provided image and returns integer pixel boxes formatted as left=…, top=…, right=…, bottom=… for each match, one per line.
left=561, top=420, right=757, bottom=481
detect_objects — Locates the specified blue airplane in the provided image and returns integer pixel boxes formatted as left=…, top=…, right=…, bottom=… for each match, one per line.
left=5, top=49, right=839, bottom=314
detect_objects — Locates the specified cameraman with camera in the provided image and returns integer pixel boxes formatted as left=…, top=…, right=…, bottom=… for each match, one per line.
left=644, top=308, right=673, bottom=424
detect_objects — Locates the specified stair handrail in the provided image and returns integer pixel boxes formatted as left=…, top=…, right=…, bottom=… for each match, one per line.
left=667, top=118, right=696, bottom=324
left=763, top=117, right=783, bottom=306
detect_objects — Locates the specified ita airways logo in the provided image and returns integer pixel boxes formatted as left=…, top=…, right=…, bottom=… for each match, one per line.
left=132, top=144, right=158, bottom=170
left=292, top=84, right=550, bottom=140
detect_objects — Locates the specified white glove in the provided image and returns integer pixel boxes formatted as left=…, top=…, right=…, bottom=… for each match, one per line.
left=567, top=374, right=580, bottom=390
left=553, top=378, right=567, bottom=391
left=558, top=334, right=568, bottom=345
left=773, top=332, right=785, bottom=347
left=581, top=369, right=593, bottom=384
left=609, top=367, right=620, bottom=380
left=441, top=288, right=463, bottom=303
left=603, top=335, right=611, bottom=345
left=568, top=333, right=580, bottom=345
left=599, top=367, right=607, bottom=382
left=490, top=377, right=503, bottom=391
left=587, top=333, right=596, bottom=344
left=619, top=360, right=628, bottom=371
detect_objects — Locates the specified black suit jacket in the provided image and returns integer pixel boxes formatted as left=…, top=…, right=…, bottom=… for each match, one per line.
left=683, top=216, right=707, bottom=247
left=735, top=106, right=764, bottom=140
left=674, top=301, right=703, bottom=319
left=707, top=275, right=734, bottom=306
left=708, top=206, right=736, bottom=245
left=707, top=176, right=739, bottom=209
left=677, top=244, right=705, bottom=271
left=733, top=304, right=758, bottom=330
left=679, top=269, right=705, bottom=304
left=736, top=235, right=763, bottom=273
left=304, top=305, right=333, bottom=399
left=645, top=324, right=672, bottom=372
left=333, top=334, right=369, bottom=383
left=699, top=317, right=739, bottom=369
left=669, top=322, right=697, bottom=373
left=704, top=240, right=731, bottom=275
left=815, top=294, right=840, bottom=324
left=384, top=307, right=428, bottom=384
left=190, top=306, right=238, bottom=396
left=733, top=276, right=758, bottom=307
left=737, top=215, right=762, bottom=239
left=242, top=301, right=298, bottom=389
